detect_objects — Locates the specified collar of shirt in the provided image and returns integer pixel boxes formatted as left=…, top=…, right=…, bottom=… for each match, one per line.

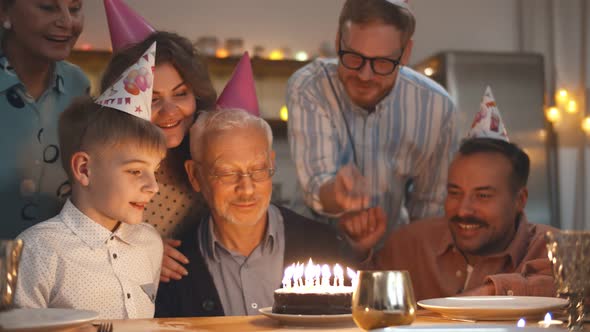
left=435, top=214, right=531, bottom=269
left=60, top=199, right=140, bottom=249
left=200, top=204, right=282, bottom=262
left=0, top=31, right=65, bottom=94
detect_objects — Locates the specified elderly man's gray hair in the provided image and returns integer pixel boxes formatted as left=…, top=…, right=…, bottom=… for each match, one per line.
left=189, top=108, right=273, bottom=161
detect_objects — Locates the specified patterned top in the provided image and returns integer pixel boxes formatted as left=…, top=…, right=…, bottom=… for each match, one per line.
left=0, top=36, right=90, bottom=239
left=15, top=200, right=163, bottom=319
left=143, top=140, right=206, bottom=238
left=287, top=58, right=457, bottom=233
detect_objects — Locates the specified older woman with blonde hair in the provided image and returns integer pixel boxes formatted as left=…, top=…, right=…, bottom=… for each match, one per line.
left=0, top=0, right=89, bottom=238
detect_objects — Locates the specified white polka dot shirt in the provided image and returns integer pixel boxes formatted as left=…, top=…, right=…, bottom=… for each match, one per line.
left=14, top=199, right=164, bottom=319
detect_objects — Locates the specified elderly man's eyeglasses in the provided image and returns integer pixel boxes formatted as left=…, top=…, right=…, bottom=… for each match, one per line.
left=211, top=168, right=276, bottom=185
left=338, top=40, right=404, bottom=76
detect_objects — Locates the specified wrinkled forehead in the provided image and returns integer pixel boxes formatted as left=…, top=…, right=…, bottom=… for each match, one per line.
left=202, top=126, right=271, bottom=165
left=448, top=152, right=512, bottom=188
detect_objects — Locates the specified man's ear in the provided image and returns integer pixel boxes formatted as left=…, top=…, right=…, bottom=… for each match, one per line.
left=71, top=152, right=91, bottom=187
left=184, top=160, right=202, bottom=193
left=401, top=39, right=413, bottom=66
left=270, top=150, right=276, bottom=169
left=516, top=187, right=528, bottom=213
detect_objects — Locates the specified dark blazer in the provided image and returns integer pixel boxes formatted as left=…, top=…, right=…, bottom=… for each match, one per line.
left=155, top=205, right=352, bottom=317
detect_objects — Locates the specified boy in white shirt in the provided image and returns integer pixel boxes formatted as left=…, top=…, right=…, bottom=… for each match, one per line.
left=15, top=43, right=166, bottom=319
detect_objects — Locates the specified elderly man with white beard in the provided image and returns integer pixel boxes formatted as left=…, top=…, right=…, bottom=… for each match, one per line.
left=155, top=108, right=384, bottom=317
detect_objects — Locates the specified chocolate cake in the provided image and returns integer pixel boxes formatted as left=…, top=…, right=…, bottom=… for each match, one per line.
left=271, top=287, right=353, bottom=315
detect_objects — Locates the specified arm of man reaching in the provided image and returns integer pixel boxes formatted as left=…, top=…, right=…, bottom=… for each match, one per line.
left=338, top=206, right=387, bottom=261
left=287, top=81, right=368, bottom=216
left=461, top=225, right=556, bottom=297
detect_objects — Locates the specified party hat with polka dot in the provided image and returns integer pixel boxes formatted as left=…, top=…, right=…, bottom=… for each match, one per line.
left=95, top=42, right=156, bottom=121
left=467, top=86, right=509, bottom=142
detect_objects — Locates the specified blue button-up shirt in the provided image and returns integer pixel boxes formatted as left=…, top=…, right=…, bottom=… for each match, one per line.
left=287, top=58, right=457, bottom=235
left=0, top=40, right=89, bottom=238
left=199, top=204, right=285, bottom=316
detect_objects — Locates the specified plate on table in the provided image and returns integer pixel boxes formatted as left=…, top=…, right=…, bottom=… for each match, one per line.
left=417, top=296, right=567, bottom=321
left=371, top=324, right=564, bottom=331
left=0, top=308, right=99, bottom=331
left=258, top=307, right=353, bottom=325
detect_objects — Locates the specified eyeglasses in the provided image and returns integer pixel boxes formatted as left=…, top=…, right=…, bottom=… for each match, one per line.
left=210, top=168, right=276, bottom=185
left=338, top=40, right=404, bottom=76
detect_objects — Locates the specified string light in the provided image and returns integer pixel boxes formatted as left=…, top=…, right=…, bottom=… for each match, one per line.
left=280, top=105, right=288, bottom=122
left=215, top=48, right=229, bottom=58
left=556, top=89, right=569, bottom=105
left=294, top=51, right=309, bottom=62
left=268, top=49, right=284, bottom=61
left=545, top=106, right=561, bottom=123
left=423, top=67, right=434, bottom=76
left=567, top=100, right=578, bottom=114
left=582, top=117, right=590, bottom=134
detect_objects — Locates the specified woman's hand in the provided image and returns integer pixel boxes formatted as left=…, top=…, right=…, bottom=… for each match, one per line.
left=160, top=238, right=189, bottom=282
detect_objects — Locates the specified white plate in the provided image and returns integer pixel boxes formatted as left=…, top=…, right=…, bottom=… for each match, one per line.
left=0, top=308, right=99, bottom=331
left=418, top=296, right=568, bottom=320
left=371, top=324, right=564, bottom=331
left=258, top=307, right=353, bottom=325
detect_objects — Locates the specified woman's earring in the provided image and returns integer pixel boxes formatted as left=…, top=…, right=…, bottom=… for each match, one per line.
left=2, top=20, right=11, bottom=30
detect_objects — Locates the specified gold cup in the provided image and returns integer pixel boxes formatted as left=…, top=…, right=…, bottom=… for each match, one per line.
left=352, top=270, right=416, bottom=330
left=0, top=239, right=23, bottom=311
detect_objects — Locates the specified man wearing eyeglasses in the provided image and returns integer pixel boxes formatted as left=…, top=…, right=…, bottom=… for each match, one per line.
left=154, top=108, right=383, bottom=317
left=287, top=0, right=457, bottom=245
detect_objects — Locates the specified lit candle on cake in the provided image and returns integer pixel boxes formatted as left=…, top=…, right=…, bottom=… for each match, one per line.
left=334, top=264, right=344, bottom=287
left=321, top=264, right=331, bottom=287
left=347, top=267, right=359, bottom=289
left=273, top=260, right=357, bottom=315
left=304, top=258, right=315, bottom=287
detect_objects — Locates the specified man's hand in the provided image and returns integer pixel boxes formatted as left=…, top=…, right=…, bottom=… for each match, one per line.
left=160, top=238, right=189, bottom=283
left=320, top=164, right=370, bottom=214
left=339, top=206, right=387, bottom=254
left=460, top=283, right=495, bottom=296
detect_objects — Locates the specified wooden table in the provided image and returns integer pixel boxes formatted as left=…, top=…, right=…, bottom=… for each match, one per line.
left=70, top=310, right=576, bottom=332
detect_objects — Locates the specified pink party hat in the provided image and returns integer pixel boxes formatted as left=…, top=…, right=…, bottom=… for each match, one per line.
left=216, top=52, right=260, bottom=116
left=96, top=42, right=156, bottom=121
left=104, top=0, right=155, bottom=51
left=467, top=86, right=509, bottom=142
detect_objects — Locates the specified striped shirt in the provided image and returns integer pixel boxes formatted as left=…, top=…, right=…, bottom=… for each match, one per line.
left=287, top=58, right=457, bottom=233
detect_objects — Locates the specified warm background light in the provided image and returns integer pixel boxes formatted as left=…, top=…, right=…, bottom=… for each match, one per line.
left=545, top=107, right=561, bottom=123
left=567, top=100, right=578, bottom=114
left=424, top=67, right=434, bottom=76
left=280, top=105, right=289, bottom=122
left=582, top=117, right=590, bottom=134
left=556, top=89, right=569, bottom=105
left=215, top=48, right=229, bottom=58
left=294, top=51, right=309, bottom=62
left=268, top=49, right=285, bottom=61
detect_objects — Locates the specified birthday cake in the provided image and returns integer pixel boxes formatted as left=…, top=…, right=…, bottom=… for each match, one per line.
left=271, top=260, right=356, bottom=315
left=272, top=286, right=353, bottom=315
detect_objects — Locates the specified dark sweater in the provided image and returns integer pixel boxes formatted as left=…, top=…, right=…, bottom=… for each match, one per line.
left=155, top=205, right=352, bottom=317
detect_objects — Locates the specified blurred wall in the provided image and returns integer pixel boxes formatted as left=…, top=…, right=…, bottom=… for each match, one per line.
left=79, top=0, right=520, bottom=65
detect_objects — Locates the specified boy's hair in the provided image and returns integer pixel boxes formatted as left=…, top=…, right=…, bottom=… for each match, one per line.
left=58, top=96, right=167, bottom=179
left=100, top=31, right=217, bottom=113
left=458, top=137, right=530, bottom=192
left=338, top=0, right=416, bottom=44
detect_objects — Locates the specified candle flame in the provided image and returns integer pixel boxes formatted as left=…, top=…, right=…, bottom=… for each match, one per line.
left=517, top=318, right=526, bottom=327
left=321, top=264, right=331, bottom=278
left=281, top=260, right=355, bottom=290
left=347, top=267, right=358, bottom=280
left=544, top=312, right=552, bottom=323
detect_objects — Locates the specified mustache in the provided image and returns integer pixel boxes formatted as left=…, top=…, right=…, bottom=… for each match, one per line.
left=231, top=196, right=260, bottom=204
left=449, top=215, right=488, bottom=227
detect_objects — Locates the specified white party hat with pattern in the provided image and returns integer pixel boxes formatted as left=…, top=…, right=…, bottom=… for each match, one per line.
left=386, top=0, right=411, bottom=10
left=95, top=42, right=156, bottom=121
left=467, top=86, right=509, bottom=142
